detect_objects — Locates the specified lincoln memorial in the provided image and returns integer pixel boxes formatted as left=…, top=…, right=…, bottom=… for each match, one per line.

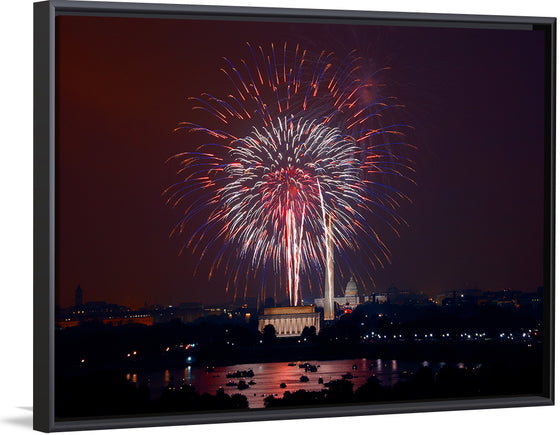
left=258, top=306, right=320, bottom=337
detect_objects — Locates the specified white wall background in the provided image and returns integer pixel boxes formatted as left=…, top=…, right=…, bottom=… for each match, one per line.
left=0, top=0, right=557, bottom=433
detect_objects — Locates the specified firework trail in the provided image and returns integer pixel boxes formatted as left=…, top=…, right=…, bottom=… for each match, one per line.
left=166, top=42, right=415, bottom=306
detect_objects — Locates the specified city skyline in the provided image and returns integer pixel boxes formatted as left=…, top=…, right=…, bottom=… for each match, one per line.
left=57, top=280, right=543, bottom=312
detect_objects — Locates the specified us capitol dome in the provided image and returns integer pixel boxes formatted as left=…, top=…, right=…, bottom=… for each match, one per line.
left=313, top=276, right=361, bottom=315
left=344, top=276, right=358, bottom=297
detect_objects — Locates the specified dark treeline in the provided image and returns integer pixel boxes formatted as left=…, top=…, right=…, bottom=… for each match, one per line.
left=265, top=361, right=543, bottom=408
left=56, top=301, right=543, bottom=372
left=55, top=369, right=249, bottom=419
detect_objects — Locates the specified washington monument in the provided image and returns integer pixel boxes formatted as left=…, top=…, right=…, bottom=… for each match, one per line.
left=323, top=217, right=334, bottom=320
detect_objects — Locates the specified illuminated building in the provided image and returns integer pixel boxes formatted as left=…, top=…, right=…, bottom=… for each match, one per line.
left=315, top=276, right=361, bottom=315
left=374, top=294, right=388, bottom=304
left=336, top=276, right=361, bottom=311
left=323, top=219, right=335, bottom=320
left=258, top=306, right=320, bottom=337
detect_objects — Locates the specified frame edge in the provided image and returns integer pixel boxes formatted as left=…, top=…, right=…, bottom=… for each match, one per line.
left=38, top=1, right=556, bottom=431
left=34, top=0, right=55, bottom=432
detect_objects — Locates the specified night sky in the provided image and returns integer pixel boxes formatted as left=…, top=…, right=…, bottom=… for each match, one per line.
left=55, top=15, right=545, bottom=309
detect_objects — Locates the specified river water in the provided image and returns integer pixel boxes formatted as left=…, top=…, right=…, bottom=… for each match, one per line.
left=127, top=358, right=443, bottom=408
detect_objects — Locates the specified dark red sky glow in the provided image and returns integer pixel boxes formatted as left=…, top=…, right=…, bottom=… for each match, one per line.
left=55, top=15, right=545, bottom=309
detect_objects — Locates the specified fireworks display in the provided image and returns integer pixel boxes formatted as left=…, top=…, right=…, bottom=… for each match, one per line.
left=166, top=43, right=415, bottom=305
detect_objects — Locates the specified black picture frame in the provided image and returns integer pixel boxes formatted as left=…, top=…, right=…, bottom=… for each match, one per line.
left=33, top=0, right=556, bottom=432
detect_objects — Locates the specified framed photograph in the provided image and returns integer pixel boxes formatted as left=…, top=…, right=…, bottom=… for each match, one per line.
left=34, top=0, right=555, bottom=432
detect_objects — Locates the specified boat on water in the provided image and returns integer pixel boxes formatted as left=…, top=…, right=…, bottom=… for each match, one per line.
left=299, top=362, right=318, bottom=372
left=287, top=362, right=297, bottom=366
left=299, top=375, right=310, bottom=382
left=226, top=369, right=255, bottom=378
left=341, top=372, right=354, bottom=380
left=237, top=379, right=249, bottom=390
left=237, top=380, right=250, bottom=390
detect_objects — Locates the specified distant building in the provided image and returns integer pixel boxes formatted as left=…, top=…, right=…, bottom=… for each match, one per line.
left=179, top=302, right=204, bottom=323
left=55, top=319, right=80, bottom=329
left=102, top=312, right=154, bottom=327
left=55, top=300, right=153, bottom=329
left=337, top=277, right=360, bottom=311
left=75, top=285, right=83, bottom=307
left=258, top=306, right=320, bottom=337
left=517, top=291, right=543, bottom=307
left=152, top=303, right=205, bottom=324
left=374, top=294, right=388, bottom=304
left=315, top=277, right=361, bottom=315
left=442, top=295, right=478, bottom=307
left=481, top=288, right=525, bottom=307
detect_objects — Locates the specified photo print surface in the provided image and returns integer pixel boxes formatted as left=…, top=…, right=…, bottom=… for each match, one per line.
left=54, top=14, right=546, bottom=419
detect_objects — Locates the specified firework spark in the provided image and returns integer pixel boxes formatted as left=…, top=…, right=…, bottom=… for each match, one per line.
left=166, top=43, right=415, bottom=306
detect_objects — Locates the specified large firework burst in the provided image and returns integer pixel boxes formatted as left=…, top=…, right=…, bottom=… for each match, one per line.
left=166, top=43, right=415, bottom=306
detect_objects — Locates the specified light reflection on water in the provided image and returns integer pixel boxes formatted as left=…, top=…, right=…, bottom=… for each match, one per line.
left=128, top=359, right=453, bottom=408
